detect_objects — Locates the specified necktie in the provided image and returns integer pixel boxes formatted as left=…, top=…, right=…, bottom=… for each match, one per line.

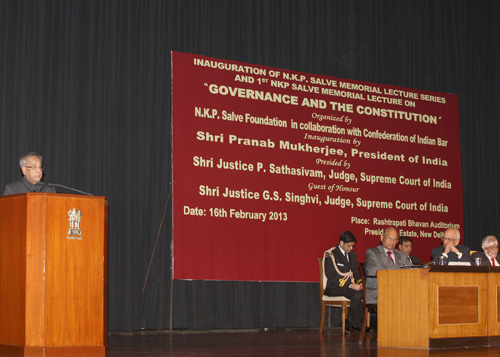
left=387, top=251, right=394, bottom=264
left=345, top=252, right=349, bottom=262
left=492, top=257, right=496, bottom=267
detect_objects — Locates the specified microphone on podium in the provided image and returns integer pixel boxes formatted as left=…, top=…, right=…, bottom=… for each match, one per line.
left=47, top=183, right=94, bottom=196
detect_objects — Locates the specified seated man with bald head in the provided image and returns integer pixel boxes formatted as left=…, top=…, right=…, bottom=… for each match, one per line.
left=471, top=236, right=499, bottom=266
left=431, top=228, right=471, bottom=264
left=365, top=227, right=411, bottom=304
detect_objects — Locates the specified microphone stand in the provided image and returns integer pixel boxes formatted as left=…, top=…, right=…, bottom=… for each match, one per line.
left=48, top=183, right=94, bottom=196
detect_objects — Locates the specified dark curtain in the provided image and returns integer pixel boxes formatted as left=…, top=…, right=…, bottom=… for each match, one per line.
left=0, top=0, right=499, bottom=331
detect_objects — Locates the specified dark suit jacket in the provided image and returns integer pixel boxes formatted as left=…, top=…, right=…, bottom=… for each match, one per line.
left=431, top=244, right=471, bottom=264
left=365, top=245, right=410, bottom=304
left=409, top=255, right=421, bottom=264
left=324, top=245, right=362, bottom=296
left=3, top=177, right=55, bottom=196
left=471, top=251, right=499, bottom=266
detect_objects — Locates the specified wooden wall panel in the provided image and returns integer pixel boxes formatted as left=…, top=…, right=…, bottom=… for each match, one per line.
left=487, top=272, right=500, bottom=336
left=44, top=195, right=107, bottom=346
left=0, top=195, right=28, bottom=346
left=25, top=195, right=47, bottom=346
left=429, top=272, right=488, bottom=338
left=378, top=269, right=430, bottom=348
left=438, top=286, right=478, bottom=324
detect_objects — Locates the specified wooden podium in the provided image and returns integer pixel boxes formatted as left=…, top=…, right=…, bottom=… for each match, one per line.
left=378, top=266, right=500, bottom=349
left=0, top=193, right=108, bottom=356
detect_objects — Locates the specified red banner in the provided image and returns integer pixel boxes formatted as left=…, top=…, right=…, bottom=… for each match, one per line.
left=172, top=51, right=462, bottom=282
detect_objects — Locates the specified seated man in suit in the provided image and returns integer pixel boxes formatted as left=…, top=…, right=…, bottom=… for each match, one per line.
left=431, top=228, right=471, bottom=265
left=3, top=152, right=55, bottom=195
left=365, top=227, right=410, bottom=304
left=398, top=236, right=421, bottom=264
left=471, top=235, right=499, bottom=266
left=324, top=231, right=363, bottom=333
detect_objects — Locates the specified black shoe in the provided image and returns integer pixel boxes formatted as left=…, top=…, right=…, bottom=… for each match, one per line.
left=344, top=320, right=351, bottom=334
left=350, top=326, right=361, bottom=334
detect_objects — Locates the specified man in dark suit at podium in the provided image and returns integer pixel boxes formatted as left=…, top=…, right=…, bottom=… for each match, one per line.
left=398, top=236, right=421, bottom=264
left=323, top=231, right=364, bottom=333
left=431, top=228, right=471, bottom=264
left=471, top=236, right=499, bottom=266
left=3, top=152, right=56, bottom=195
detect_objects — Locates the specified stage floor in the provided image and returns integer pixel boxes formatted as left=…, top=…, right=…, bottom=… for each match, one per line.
left=107, top=329, right=500, bottom=357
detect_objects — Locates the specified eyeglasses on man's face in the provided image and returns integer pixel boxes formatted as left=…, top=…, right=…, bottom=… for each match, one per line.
left=24, top=165, right=44, bottom=171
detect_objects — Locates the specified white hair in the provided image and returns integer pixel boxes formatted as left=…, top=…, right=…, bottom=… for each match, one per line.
left=482, top=235, right=498, bottom=247
left=19, top=152, right=43, bottom=168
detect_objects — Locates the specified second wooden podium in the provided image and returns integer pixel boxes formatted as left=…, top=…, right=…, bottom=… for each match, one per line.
left=378, top=266, right=500, bottom=349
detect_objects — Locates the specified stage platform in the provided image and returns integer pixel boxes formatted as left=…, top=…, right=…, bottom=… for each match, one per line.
left=106, top=329, right=500, bottom=357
